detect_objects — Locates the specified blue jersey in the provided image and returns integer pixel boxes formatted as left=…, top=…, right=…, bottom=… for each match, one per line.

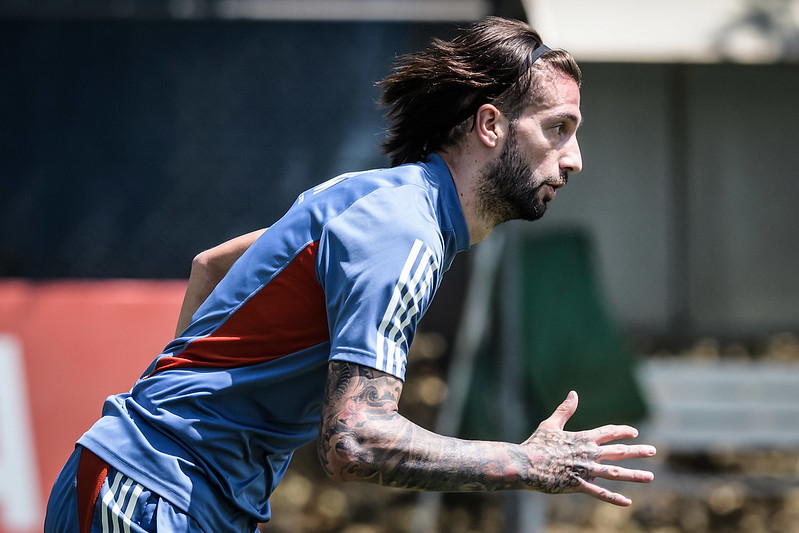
left=77, top=154, right=470, bottom=531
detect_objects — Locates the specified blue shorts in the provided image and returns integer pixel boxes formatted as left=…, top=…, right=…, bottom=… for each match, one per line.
left=44, top=446, right=205, bottom=533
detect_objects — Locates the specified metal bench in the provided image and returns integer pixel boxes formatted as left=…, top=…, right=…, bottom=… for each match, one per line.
left=637, top=357, right=799, bottom=452
left=636, top=357, right=799, bottom=497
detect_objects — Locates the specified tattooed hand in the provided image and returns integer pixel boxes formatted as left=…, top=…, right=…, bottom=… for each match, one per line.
left=521, top=390, right=657, bottom=506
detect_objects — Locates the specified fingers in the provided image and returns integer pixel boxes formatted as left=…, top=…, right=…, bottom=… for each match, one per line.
left=527, top=392, right=657, bottom=508
left=576, top=478, right=633, bottom=507
left=582, top=424, right=640, bottom=444
left=583, top=425, right=658, bottom=463
left=590, top=462, right=655, bottom=484
left=538, top=390, right=578, bottom=431
left=574, top=464, right=655, bottom=507
left=599, top=443, right=658, bottom=462
left=572, top=463, right=655, bottom=507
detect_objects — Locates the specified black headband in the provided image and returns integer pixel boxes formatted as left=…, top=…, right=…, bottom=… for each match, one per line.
left=530, top=44, right=550, bottom=64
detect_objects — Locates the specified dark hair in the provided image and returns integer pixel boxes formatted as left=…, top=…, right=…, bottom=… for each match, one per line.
left=378, top=17, right=581, bottom=167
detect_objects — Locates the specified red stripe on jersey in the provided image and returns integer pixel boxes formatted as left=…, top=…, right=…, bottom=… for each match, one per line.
left=76, top=448, right=109, bottom=533
left=149, top=241, right=328, bottom=375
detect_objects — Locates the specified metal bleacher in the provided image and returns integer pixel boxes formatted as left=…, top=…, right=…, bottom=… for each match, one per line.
left=637, top=357, right=799, bottom=453
left=636, top=356, right=799, bottom=498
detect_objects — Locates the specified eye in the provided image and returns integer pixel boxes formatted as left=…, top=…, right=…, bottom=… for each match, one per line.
left=546, top=116, right=580, bottom=139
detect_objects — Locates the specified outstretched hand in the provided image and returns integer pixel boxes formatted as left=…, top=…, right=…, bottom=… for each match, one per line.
left=522, top=390, right=656, bottom=506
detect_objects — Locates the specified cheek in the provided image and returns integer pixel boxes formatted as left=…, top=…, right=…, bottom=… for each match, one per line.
left=516, top=134, right=552, bottom=168
left=528, top=154, right=558, bottom=183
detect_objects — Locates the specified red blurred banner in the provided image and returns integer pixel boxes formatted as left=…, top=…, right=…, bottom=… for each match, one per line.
left=0, top=280, right=186, bottom=533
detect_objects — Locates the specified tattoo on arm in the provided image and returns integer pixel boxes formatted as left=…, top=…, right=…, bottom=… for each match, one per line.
left=318, top=361, right=598, bottom=494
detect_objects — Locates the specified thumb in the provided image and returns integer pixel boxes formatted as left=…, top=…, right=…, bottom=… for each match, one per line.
left=539, top=390, right=578, bottom=431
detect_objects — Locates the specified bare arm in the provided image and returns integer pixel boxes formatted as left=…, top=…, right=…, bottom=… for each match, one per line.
left=318, top=361, right=656, bottom=506
left=174, top=228, right=267, bottom=336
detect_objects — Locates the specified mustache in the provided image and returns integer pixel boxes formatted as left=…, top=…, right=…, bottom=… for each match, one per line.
left=545, top=172, right=569, bottom=189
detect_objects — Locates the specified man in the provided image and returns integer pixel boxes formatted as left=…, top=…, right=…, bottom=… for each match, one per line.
left=45, top=16, right=656, bottom=533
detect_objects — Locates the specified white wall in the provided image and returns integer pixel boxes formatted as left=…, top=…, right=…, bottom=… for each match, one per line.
left=521, top=62, right=799, bottom=338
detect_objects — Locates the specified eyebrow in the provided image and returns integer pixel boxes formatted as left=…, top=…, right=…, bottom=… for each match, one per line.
left=555, top=112, right=583, bottom=129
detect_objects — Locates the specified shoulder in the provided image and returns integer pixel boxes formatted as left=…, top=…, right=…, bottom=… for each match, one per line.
left=320, top=165, right=444, bottom=246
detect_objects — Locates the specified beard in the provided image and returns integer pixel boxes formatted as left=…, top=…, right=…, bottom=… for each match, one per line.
left=476, top=124, right=549, bottom=225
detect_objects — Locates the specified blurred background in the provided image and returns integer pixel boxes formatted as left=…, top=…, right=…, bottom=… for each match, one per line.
left=1, top=0, right=799, bottom=531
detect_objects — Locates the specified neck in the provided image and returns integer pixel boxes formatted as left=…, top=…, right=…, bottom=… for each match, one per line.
left=435, top=148, right=495, bottom=245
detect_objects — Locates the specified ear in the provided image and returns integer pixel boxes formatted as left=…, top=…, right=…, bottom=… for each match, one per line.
left=474, top=103, right=507, bottom=149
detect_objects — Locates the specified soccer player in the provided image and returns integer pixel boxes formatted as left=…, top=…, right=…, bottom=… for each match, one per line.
left=45, top=16, right=656, bottom=533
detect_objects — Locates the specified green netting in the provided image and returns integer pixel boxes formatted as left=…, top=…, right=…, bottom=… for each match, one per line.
left=461, top=230, right=647, bottom=439
left=516, top=230, right=647, bottom=430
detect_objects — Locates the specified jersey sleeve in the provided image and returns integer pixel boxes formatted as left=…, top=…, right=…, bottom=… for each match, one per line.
left=317, top=185, right=443, bottom=381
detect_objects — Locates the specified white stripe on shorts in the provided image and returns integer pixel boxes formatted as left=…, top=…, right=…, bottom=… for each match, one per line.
left=99, top=471, right=146, bottom=533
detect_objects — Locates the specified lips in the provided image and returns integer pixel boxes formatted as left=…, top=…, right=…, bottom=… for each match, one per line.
left=541, top=183, right=557, bottom=202
left=544, top=180, right=565, bottom=201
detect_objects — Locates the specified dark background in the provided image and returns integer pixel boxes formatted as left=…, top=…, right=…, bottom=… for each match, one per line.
left=1, top=20, right=456, bottom=279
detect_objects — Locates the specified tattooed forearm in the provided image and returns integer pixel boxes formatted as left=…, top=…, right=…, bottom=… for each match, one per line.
left=318, top=361, right=520, bottom=490
left=319, top=361, right=600, bottom=493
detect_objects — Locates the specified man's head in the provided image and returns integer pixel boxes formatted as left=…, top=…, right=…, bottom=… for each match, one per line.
left=379, top=17, right=582, bottom=236
left=474, top=63, right=583, bottom=225
left=379, top=16, right=581, bottom=167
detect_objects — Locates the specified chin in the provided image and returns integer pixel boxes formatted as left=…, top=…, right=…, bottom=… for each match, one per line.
left=516, top=201, right=546, bottom=222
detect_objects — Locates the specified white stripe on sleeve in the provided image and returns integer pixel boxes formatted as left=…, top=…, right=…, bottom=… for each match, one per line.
left=376, top=239, right=439, bottom=375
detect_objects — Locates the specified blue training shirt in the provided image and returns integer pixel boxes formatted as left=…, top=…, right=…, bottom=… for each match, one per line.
left=77, top=154, right=471, bottom=531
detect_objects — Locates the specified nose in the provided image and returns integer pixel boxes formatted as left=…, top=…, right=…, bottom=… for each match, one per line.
left=561, top=136, right=582, bottom=174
